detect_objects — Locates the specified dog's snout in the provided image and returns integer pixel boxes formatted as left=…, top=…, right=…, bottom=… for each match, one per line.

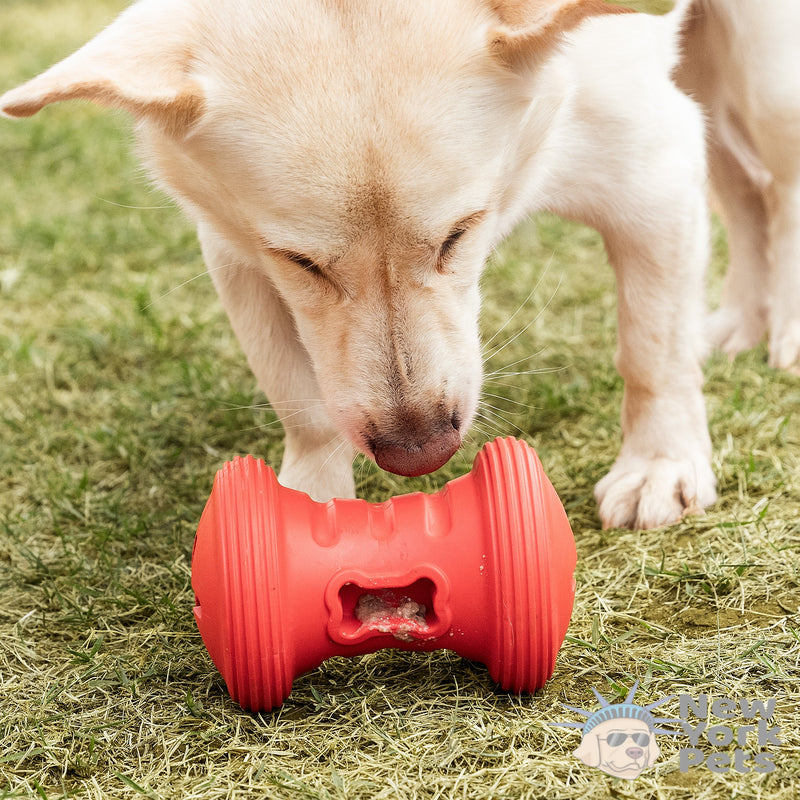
left=626, top=747, right=644, bottom=760
left=368, top=407, right=461, bottom=477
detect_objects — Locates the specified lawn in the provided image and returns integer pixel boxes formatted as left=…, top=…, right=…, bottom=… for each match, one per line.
left=1, top=1, right=798, bottom=798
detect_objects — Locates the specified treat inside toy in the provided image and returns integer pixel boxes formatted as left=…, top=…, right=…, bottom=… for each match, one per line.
left=355, top=591, right=429, bottom=642
left=331, top=576, right=444, bottom=643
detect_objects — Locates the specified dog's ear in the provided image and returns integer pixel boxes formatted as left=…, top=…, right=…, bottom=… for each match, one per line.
left=573, top=734, right=601, bottom=768
left=0, top=0, right=203, bottom=136
left=489, top=0, right=635, bottom=67
left=645, top=736, right=661, bottom=767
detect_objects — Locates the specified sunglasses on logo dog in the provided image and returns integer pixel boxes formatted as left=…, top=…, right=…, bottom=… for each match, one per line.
left=599, top=731, right=651, bottom=747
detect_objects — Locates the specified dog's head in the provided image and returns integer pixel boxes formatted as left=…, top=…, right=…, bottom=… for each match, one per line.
left=574, top=717, right=661, bottom=779
left=1, top=0, right=629, bottom=477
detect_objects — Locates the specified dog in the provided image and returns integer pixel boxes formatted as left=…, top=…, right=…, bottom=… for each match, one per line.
left=1, top=0, right=720, bottom=529
left=675, top=0, right=800, bottom=375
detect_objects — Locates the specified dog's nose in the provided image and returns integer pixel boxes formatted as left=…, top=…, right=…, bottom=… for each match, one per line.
left=626, top=747, right=644, bottom=760
left=369, top=409, right=461, bottom=477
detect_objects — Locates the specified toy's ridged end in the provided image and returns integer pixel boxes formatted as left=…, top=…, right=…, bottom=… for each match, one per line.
left=474, top=437, right=576, bottom=693
left=193, top=456, right=293, bottom=711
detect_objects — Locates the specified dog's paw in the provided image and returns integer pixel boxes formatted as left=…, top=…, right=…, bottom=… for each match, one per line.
left=594, top=455, right=717, bottom=530
left=769, top=319, right=800, bottom=375
left=708, top=306, right=765, bottom=358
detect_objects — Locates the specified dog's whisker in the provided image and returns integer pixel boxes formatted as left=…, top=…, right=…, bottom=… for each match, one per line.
left=227, top=411, right=328, bottom=435
left=240, top=420, right=286, bottom=433
left=483, top=347, right=548, bottom=376
left=260, top=398, right=327, bottom=405
left=475, top=406, right=528, bottom=438
left=313, top=439, right=354, bottom=488
left=462, top=429, right=484, bottom=449
left=481, top=249, right=557, bottom=355
left=481, top=286, right=540, bottom=356
left=480, top=381, right=524, bottom=393
left=275, top=413, right=329, bottom=432
left=472, top=412, right=510, bottom=438
left=479, top=400, right=524, bottom=419
left=215, top=400, right=276, bottom=412
left=480, top=391, right=531, bottom=409
left=232, top=408, right=325, bottom=434
left=216, top=400, right=325, bottom=420
left=353, top=453, right=372, bottom=493
left=94, top=195, right=174, bottom=210
left=467, top=421, right=496, bottom=442
left=142, top=260, right=240, bottom=310
left=485, top=365, right=569, bottom=380
left=483, top=271, right=564, bottom=365
left=450, top=443, right=474, bottom=473
left=476, top=405, right=520, bottom=429
left=219, top=399, right=328, bottom=413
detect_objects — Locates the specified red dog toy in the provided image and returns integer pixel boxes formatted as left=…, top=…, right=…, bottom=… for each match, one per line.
left=192, top=437, right=576, bottom=711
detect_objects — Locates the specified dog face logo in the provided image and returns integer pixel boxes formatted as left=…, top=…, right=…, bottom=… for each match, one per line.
left=574, top=714, right=660, bottom=778
left=556, top=682, right=679, bottom=780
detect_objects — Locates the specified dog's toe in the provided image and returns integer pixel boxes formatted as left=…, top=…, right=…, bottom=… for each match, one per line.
left=595, top=456, right=717, bottom=530
left=769, top=320, right=800, bottom=375
left=708, top=306, right=766, bottom=359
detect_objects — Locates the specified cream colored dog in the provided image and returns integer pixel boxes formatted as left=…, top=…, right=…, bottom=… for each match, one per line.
left=676, top=0, right=800, bottom=374
left=1, top=0, right=719, bottom=529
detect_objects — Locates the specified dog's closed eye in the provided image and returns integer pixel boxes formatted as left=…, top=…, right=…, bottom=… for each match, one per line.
left=436, top=211, right=486, bottom=272
left=261, top=243, right=350, bottom=298
left=276, top=248, right=325, bottom=278
left=259, top=238, right=327, bottom=280
left=438, top=227, right=466, bottom=263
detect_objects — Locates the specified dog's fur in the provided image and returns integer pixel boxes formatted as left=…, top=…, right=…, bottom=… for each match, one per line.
left=676, top=0, right=800, bottom=374
left=4, top=0, right=787, bottom=529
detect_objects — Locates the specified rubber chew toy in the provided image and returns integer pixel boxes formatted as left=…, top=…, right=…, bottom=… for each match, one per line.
left=192, top=436, right=576, bottom=711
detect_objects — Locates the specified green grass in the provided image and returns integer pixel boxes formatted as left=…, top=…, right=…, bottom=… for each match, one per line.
left=1, top=1, right=799, bottom=798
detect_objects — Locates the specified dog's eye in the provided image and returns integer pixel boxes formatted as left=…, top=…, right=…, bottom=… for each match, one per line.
left=438, top=226, right=467, bottom=264
left=436, top=212, right=486, bottom=272
left=278, top=249, right=325, bottom=278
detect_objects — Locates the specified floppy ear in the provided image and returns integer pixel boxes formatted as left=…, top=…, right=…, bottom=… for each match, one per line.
left=645, top=737, right=661, bottom=767
left=573, top=733, right=601, bottom=768
left=0, top=0, right=203, bottom=136
left=489, top=0, right=635, bottom=67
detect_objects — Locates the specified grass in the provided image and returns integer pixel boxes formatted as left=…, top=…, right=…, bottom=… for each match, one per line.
left=1, top=1, right=799, bottom=798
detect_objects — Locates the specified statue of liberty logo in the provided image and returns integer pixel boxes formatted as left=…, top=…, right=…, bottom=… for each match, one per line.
left=555, top=681, right=680, bottom=779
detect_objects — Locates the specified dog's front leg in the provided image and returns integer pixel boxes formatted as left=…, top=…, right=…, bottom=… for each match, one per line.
left=537, top=30, right=722, bottom=529
left=539, top=69, right=717, bottom=528
left=198, top=226, right=356, bottom=501
left=592, top=178, right=718, bottom=529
